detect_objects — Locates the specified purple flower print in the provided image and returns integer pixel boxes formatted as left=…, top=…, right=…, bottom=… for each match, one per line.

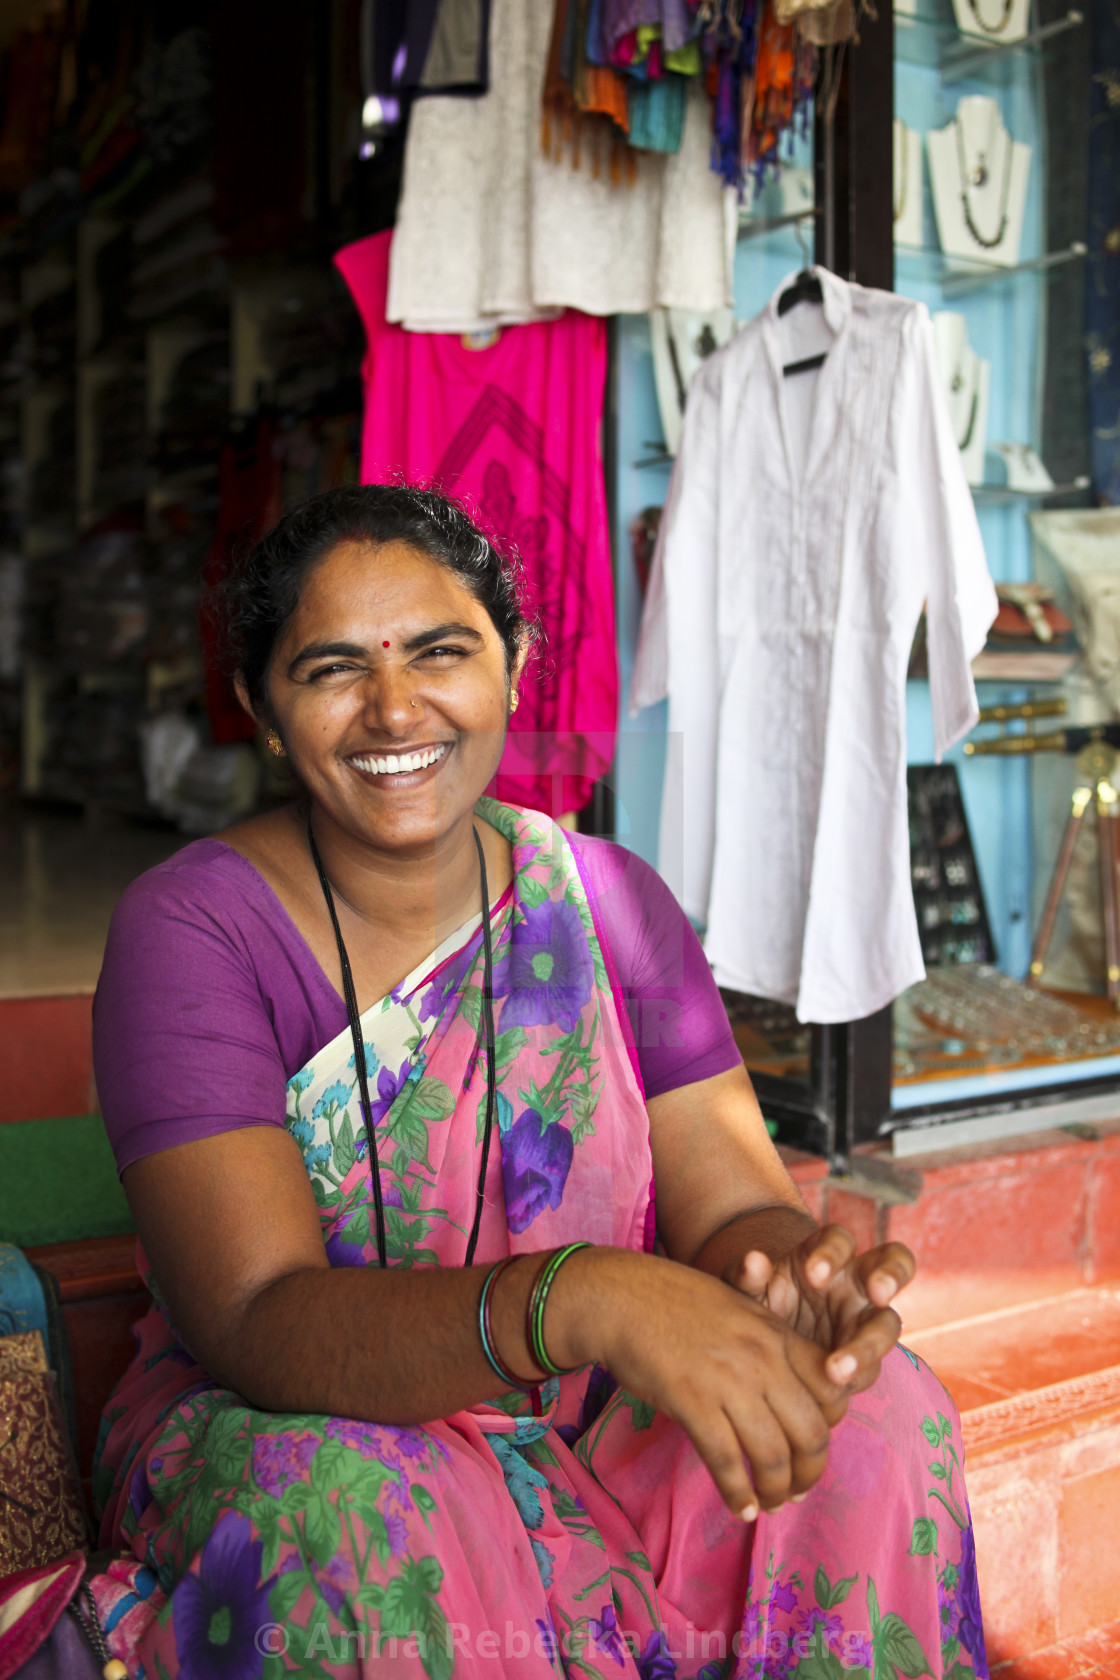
left=316, top=1552, right=357, bottom=1618
left=173, top=1511, right=273, bottom=1680
left=957, top=1528, right=989, bottom=1678
left=252, top=1432, right=318, bottom=1499
left=383, top=1426, right=430, bottom=1461
left=536, top=1617, right=557, bottom=1664
left=129, top=1459, right=153, bottom=1521
left=589, top=1602, right=627, bottom=1667
left=324, top=1183, right=402, bottom=1267
left=324, top=1229, right=367, bottom=1268
left=769, top=1578, right=798, bottom=1614
left=501, top=1108, right=574, bottom=1233
left=418, top=939, right=480, bottom=1024
left=385, top=1510, right=409, bottom=1557
left=506, top=1111, right=572, bottom=1227
left=638, top=1629, right=677, bottom=1679
left=366, top=1060, right=414, bottom=1127
left=797, top=1607, right=844, bottom=1648
left=496, top=899, right=594, bottom=1033
left=325, top=1418, right=378, bottom=1456
left=556, top=1362, right=618, bottom=1447
left=843, top=1632, right=873, bottom=1670
left=938, top=1578, right=961, bottom=1638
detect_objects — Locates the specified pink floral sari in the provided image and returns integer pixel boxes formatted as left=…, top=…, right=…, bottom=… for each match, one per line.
left=90, top=801, right=986, bottom=1679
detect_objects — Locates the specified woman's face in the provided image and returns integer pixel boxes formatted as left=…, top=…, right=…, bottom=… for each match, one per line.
left=262, top=539, right=515, bottom=853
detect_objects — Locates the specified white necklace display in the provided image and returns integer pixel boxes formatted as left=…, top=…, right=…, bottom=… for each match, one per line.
left=951, top=0, right=1030, bottom=43
left=927, top=95, right=1031, bottom=269
left=892, top=118, right=923, bottom=250
left=933, top=311, right=990, bottom=486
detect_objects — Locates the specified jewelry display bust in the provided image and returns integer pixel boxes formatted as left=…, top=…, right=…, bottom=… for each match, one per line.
left=927, top=95, right=1031, bottom=268
left=893, top=118, right=924, bottom=250
left=933, top=311, right=989, bottom=486
left=950, top=0, right=1030, bottom=44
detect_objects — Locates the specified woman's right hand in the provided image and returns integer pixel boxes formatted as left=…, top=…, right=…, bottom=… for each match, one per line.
left=548, top=1246, right=853, bottom=1521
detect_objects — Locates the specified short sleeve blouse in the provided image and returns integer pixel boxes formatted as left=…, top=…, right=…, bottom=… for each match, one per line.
left=93, top=833, right=742, bottom=1174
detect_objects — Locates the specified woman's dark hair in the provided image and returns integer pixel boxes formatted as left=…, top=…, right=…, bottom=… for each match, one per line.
left=224, top=483, right=532, bottom=711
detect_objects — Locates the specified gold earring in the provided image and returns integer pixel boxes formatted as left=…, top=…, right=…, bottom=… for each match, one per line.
left=510, top=692, right=519, bottom=713
left=266, top=729, right=285, bottom=757
left=410, top=699, right=418, bottom=709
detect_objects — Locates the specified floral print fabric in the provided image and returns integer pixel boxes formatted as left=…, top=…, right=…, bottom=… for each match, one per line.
left=90, top=802, right=987, bottom=1678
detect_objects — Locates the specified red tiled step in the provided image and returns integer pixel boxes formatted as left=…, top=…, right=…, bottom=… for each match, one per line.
left=826, top=1123, right=1120, bottom=1334
left=993, top=1614, right=1120, bottom=1679
left=906, top=1289, right=1120, bottom=1662
left=0, top=993, right=94, bottom=1123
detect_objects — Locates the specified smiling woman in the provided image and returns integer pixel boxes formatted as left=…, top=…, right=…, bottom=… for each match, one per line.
left=88, top=485, right=989, bottom=1680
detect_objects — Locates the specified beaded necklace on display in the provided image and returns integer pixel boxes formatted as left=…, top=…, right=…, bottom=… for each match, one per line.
left=955, top=113, right=1012, bottom=250
left=965, top=0, right=1016, bottom=34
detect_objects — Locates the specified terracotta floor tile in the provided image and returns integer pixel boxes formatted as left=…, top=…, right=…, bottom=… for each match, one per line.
left=994, top=1645, right=1099, bottom=1680
left=1066, top=1629, right=1120, bottom=1670
left=906, top=1288, right=1120, bottom=1408
left=938, top=1369, right=1017, bottom=1411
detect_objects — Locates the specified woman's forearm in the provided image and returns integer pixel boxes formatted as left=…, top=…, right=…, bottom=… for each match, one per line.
left=209, top=1212, right=818, bottom=1422
left=689, top=1203, right=818, bottom=1283
left=197, top=1244, right=663, bottom=1424
left=212, top=1255, right=557, bottom=1422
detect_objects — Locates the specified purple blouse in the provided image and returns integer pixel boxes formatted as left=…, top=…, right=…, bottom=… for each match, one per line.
left=93, top=834, right=741, bottom=1175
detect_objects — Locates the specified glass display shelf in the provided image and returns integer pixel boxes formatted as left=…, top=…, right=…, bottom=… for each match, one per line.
left=633, top=441, right=673, bottom=470
left=895, top=3, right=1083, bottom=79
left=737, top=207, right=817, bottom=244
left=971, top=476, right=1091, bottom=504
left=895, top=240, right=1087, bottom=296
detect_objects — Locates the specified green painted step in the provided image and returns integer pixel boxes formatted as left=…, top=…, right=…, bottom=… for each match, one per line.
left=0, top=1114, right=134, bottom=1247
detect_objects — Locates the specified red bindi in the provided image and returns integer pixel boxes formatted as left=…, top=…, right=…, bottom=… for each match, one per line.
left=382, top=640, right=390, bottom=648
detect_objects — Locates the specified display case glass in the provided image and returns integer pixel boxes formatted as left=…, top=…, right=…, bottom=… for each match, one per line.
left=889, top=0, right=1120, bottom=1132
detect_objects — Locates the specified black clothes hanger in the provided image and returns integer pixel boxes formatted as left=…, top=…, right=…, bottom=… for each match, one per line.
left=776, top=269, right=823, bottom=317
left=777, top=260, right=828, bottom=378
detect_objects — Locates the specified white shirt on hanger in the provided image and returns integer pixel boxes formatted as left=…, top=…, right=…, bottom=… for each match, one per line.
left=631, top=267, right=997, bottom=1024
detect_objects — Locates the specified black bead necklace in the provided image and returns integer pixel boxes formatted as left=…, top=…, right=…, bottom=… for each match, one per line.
left=955, top=112, right=1012, bottom=251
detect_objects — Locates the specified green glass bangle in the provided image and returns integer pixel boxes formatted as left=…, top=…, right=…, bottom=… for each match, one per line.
left=526, top=1241, right=592, bottom=1377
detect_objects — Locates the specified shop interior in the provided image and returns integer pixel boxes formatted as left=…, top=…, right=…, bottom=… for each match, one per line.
left=2, top=0, right=1117, bottom=1148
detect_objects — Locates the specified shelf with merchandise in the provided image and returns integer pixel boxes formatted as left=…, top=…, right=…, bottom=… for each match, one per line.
left=971, top=477, right=1091, bottom=505
left=895, top=3, right=1082, bottom=79
left=895, top=239, right=1087, bottom=295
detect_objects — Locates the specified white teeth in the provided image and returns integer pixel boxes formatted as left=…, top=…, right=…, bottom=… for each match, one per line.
left=351, top=744, right=448, bottom=776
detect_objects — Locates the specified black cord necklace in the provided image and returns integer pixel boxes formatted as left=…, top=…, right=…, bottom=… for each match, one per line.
left=955, top=112, right=1012, bottom=251
left=308, top=819, right=498, bottom=1268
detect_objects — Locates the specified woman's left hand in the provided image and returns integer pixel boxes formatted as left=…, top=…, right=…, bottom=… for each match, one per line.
left=726, top=1225, right=916, bottom=1393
